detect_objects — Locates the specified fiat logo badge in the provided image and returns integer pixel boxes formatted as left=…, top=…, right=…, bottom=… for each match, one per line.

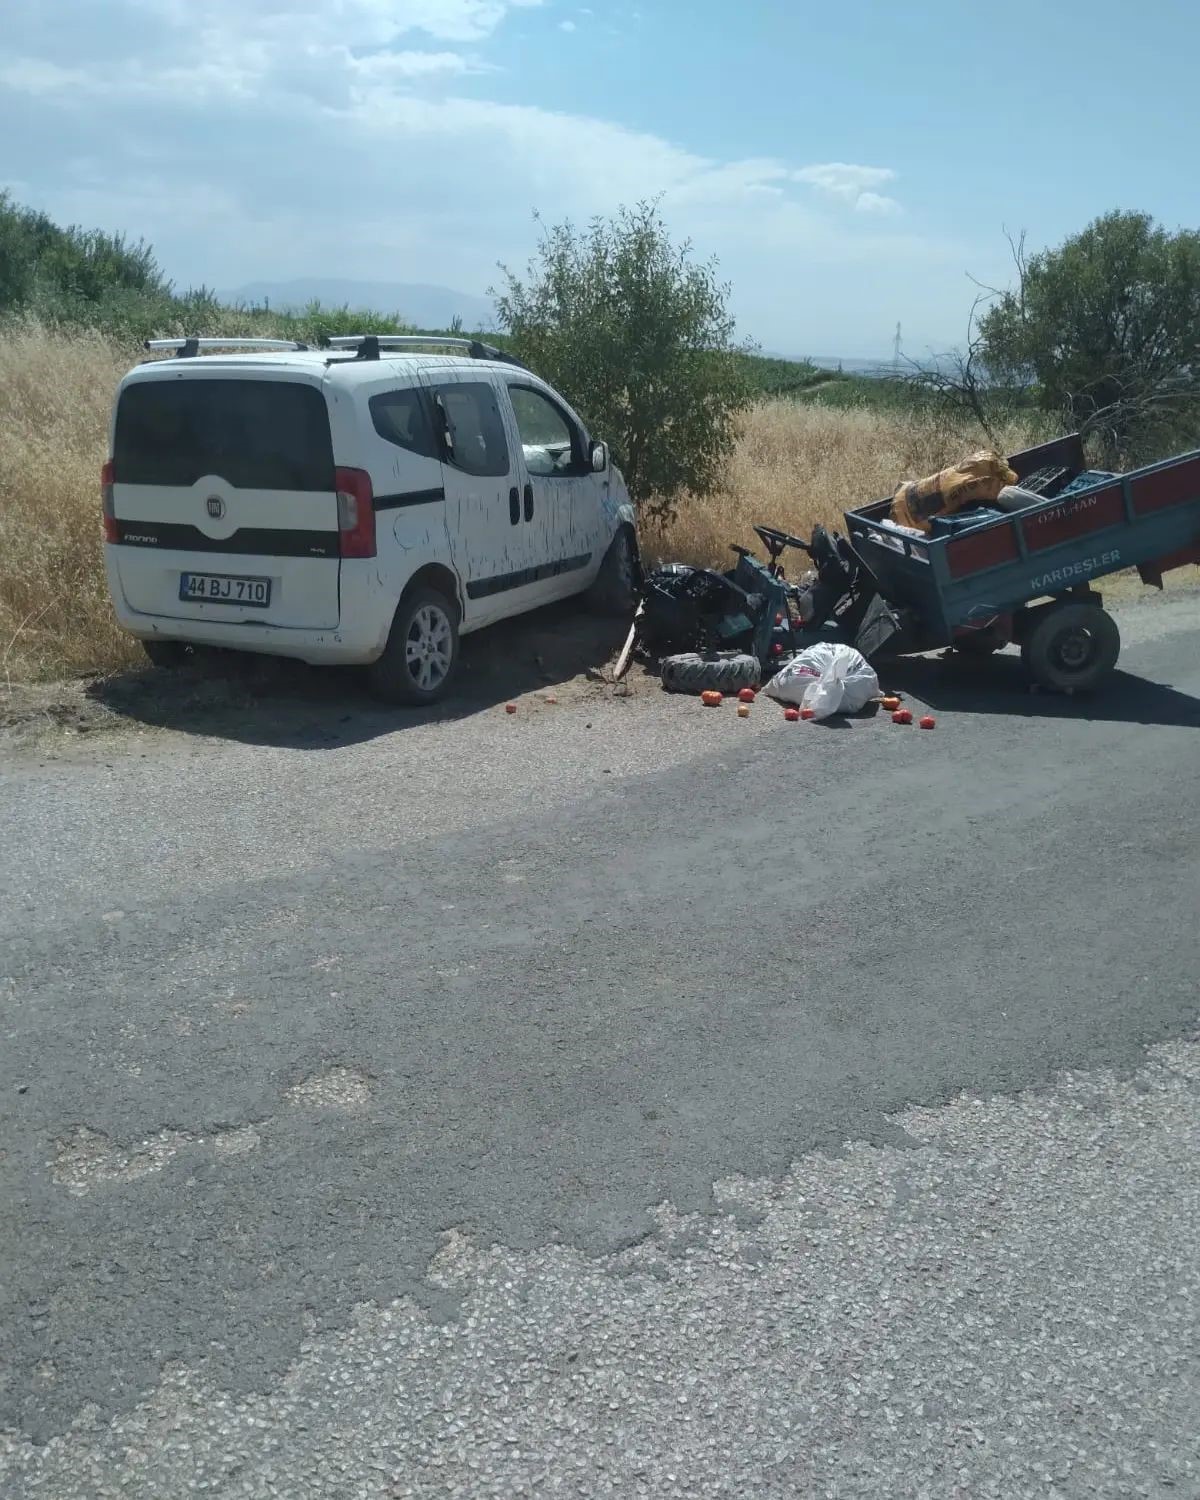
left=206, top=495, right=225, bottom=520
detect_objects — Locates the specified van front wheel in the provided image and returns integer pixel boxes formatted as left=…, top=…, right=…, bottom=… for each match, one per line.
left=368, top=587, right=460, bottom=705
left=586, top=528, right=640, bottom=616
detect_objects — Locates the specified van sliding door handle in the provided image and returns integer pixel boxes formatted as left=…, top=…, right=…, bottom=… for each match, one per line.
left=508, top=486, right=520, bottom=525
left=523, top=483, right=534, bottom=522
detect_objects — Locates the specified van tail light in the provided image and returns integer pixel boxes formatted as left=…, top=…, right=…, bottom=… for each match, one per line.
left=100, top=459, right=118, bottom=542
left=335, top=467, right=376, bottom=559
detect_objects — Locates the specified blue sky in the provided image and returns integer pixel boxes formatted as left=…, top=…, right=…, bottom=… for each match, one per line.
left=2, top=0, right=1195, bottom=357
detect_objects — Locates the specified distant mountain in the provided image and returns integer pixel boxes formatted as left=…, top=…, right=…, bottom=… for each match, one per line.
left=220, top=278, right=496, bottom=331
left=761, top=353, right=894, bottom=376
left=807, top=354, right=897, bottom=377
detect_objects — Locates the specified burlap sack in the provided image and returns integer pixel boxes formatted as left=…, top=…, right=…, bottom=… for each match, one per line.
left=890, top=451, right=1018, bottom=533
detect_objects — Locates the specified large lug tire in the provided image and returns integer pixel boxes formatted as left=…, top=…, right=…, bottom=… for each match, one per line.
left=1020, top=602, right=1120, bottom=693
left=660, top=652, right=761, bottom=695
left=586, top=527, right=640, bottom=616
left=368, top=586, right=460, bottom=705
left=141, top=639, right=190, bottom=669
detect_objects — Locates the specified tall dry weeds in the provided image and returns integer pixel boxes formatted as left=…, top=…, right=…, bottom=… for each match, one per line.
left=0, top=322, right=142, bottom=681
left=650, top=401, right=1042, bottom=566
left=0, top=324, right=1044, bottom=682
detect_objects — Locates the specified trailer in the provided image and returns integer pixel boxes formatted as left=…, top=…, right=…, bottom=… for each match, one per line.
left=844, top=433, right=1200, bottom=691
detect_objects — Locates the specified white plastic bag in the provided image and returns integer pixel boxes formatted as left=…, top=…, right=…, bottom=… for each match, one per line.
left=765, top=642, right=879, bottom=720
left=763, top=651, right=823, bottom=705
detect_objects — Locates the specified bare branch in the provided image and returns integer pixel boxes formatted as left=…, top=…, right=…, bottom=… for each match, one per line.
left=898, top=289, right=1008, bottom=444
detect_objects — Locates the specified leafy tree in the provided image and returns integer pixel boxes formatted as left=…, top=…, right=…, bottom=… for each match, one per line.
left=493, top=202, right=749, bottom=518
left=980, top=211, right=1200, bottom=463
left=0, top=192, right=48, bottom=312
left=0, top=190, right=167, bottom=319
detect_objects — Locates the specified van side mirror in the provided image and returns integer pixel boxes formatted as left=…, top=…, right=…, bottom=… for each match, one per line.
left=590, top=440, right=609, bottom=473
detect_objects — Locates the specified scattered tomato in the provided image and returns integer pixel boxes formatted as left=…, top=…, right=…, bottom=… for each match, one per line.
left=700, top=689, right=723, bottom=707
left=919, top=714, right=936, bottom=729
left=504, top=702, right=517, bottom=714
left=892, top=708, right=913, bottom=725
left=783, top=707, right=801, bottom=722
left=737, top=687, right=756, bottom=703
left=800, top=706, right=816, bottom=720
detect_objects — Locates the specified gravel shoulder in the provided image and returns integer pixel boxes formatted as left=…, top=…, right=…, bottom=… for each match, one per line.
left=0, top=587, right=1197, bottom=1495
left=3, top=1022, right=1198, bottom=1498
left=1, top=570, right=1195, bottom=762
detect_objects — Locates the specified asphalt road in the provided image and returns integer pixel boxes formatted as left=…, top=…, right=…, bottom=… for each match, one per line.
left=2, top=594, right=1198, bottom=1497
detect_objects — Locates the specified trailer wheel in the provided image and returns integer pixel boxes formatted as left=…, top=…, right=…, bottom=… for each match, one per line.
left=1020, top=602, right=1120, bottom=693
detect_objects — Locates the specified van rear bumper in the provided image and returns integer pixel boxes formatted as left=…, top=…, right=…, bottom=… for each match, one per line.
left=105, top=550, right=393, bottom=665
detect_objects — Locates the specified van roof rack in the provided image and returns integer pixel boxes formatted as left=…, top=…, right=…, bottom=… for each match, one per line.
left=143, top=337, right=309, bottom=358
left=323, top=334, right=528, bottom=370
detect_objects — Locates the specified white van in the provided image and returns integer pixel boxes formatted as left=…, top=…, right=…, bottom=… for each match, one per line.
left=102, top=335, right=640, bottom=702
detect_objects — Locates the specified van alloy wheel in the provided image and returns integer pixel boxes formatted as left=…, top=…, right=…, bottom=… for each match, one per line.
left=369, top=586, right=461, bottom=705
left=405, top=602, right=453, bottom=691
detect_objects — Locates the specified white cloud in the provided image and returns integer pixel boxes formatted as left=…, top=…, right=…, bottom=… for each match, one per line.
left=0, top=0, right=537, bottom=104
left=793, top=162, right=900, bottom=214
left=856, top=191, right=901, bottom=216
left=559, top=18, right=577, bottom=31
left=175, top=0, right=545, bottom=47
left=793, top=162, right=896, bottom=197
left=0, top=58, right=90, bottom=95
left=350, top=48, right=487, bottom=80
left=0, top=1, right=975, bottom=351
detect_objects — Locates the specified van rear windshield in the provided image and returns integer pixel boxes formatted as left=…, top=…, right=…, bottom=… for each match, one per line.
left=114, top=379, right=335, bottom=491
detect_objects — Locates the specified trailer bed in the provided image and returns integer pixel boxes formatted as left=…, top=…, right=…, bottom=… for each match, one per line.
left=845, top=434, right=1200, bottom=647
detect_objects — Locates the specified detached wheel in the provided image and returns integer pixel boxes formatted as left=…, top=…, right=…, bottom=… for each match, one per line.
left=141, top=639, right=189, bottom=668
left=661, top=652, right=761, bottom=694
left=368, top=587, right=459, bottom=705
left=586, top=527, right=640, bottom=616
left=1020, top=602, right=1120, bottom=693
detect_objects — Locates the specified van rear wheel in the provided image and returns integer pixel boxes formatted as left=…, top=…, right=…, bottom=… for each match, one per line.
left=368, top=587, right=460, bottom=705
left=141, top=639, right=189, bottom=669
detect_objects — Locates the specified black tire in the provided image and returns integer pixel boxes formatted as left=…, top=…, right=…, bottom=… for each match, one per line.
left=660, top=652, right=761, bottom=694
left=586, top=527, right=640, bottom=616
left=1020, top=602, right=1120, bottom=693
left=141, top=639, right=189, bottom=668
left=368, top=586, right=460, bottom=705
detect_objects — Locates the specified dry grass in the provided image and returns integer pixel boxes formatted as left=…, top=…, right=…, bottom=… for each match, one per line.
left=0, top=324, right=1189, bottom=685
left=650, top=401, right=1043, bottom=566
left=0, top=322, right=142, bottom=682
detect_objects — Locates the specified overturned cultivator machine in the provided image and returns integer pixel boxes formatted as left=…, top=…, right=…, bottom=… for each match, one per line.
left=626, top=432, right=1200, bottom=700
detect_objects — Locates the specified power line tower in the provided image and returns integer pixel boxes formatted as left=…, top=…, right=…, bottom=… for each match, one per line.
left=892, top=321, right=902, bottom=370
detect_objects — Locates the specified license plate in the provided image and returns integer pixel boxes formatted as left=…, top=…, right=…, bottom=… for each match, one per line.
left=179, top=572, right=272, bottom=607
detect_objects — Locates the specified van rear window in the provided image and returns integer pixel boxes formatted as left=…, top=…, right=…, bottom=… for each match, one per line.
left=114, top=379, right=335, bottom=491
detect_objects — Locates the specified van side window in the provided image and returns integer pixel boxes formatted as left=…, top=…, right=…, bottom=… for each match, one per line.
left=369, top=388, right=438, bottom=459
left=507, top=386, right=585, bottom=477
left=429, top=382, right=510, bottom=478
